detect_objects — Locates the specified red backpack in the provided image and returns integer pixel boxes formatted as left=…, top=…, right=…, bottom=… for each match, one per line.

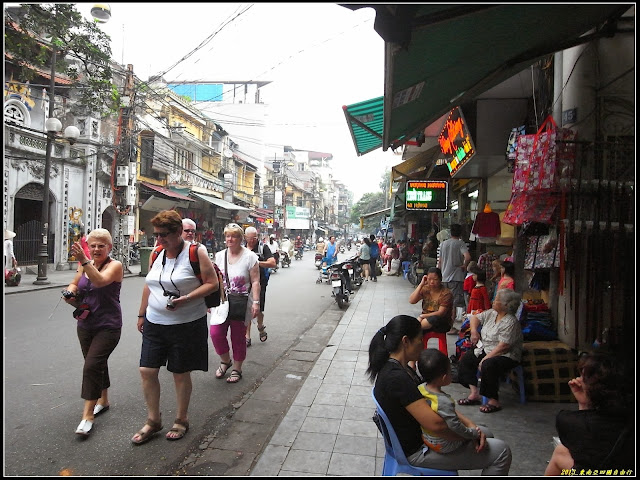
left=150, top=242, right=223, bottom=307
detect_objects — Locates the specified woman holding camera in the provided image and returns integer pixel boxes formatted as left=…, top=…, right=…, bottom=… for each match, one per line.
left=63, top=228, right=123, bottom=437
left=132, top=210, right=218, bottom=444
left=211, top=223, right=261, bottom=384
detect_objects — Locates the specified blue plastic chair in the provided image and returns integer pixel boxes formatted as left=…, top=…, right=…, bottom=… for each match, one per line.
left=371, top=388, right=458, bottom=476
left=401, top=261, right=412, bottom=279
left=481, top=364, right=526, bottom=405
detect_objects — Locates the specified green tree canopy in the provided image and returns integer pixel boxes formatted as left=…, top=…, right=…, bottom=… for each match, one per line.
left=5, top=3, right=120, bottom=115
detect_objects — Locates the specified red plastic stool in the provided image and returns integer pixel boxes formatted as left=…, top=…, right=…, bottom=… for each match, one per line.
left=423, top=331, right=448, bottom=356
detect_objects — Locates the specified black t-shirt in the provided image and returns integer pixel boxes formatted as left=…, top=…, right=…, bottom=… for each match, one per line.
left=557, top=409, right=634, bottom=471
left=374, top=360, right=424, bottom=457
left=251, top=242, right=273, bottom=286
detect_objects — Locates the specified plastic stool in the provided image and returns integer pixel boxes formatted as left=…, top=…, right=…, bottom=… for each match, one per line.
left=482, top=364, right=526, bottom=405
left=401, top=261, right=411, bottom=279
left=423, top=330, right=448, bottom=356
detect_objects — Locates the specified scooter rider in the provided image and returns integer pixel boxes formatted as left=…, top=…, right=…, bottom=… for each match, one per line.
left=268, top=234, right=280, bottom=268
left=280, top=235, right=294, bottom=260
left=322, top=235, right=338, bottom=267
left=294, top=235, right=304, bottom=257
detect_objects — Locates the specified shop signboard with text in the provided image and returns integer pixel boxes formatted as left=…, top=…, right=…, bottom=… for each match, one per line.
left=438, top=107, right=476, bottom=177
left=405, top=180, right=449, bottom=211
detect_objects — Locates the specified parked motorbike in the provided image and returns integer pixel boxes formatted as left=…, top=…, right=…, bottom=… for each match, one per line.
left=328, top=260, right=350, bottom=309
left=314, top=252, right=323, bottom=269
left=407, top=254, right=426, bottom=286
left=295, top=247, right=303, bottom=260
left=347, top=254, right=363, bottom=288
left=280, top=250, right=291, bottom=268
left=129, top=242, right=140, bottom=265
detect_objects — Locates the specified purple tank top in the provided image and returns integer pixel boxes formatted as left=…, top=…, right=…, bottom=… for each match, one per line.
left=76, top=258, right=122, bottom=330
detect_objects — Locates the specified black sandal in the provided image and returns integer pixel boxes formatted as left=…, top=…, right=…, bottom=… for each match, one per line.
left=215, top=361, right=232, bottom=379
left=226, top=370, right=242, bottom=384
left=258, top=325, right=267, bottom=342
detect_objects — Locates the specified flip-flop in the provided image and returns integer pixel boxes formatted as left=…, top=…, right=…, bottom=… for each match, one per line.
left=93, top=404, right=110, bottom=416
left=457, top=398, right=482, bottom=406
left=480, top=404, right=503, bottom=413
left=258, top=325, right=267, bottom=342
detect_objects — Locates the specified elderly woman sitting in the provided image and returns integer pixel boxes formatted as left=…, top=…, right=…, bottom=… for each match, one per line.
left=456, top=289, right=523, bottom=413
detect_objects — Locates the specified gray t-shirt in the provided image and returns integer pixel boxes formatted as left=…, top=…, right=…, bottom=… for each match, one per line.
left=439, top=238, right=469, bottom=282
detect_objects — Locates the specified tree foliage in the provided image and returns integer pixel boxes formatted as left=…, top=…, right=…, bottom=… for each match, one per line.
left=349, top=192, right=387, bottom=233
left=4, top=3, right=120, bottom=115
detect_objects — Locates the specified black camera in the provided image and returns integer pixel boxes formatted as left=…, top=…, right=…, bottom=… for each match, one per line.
left=61, top=290, right=76, bottom=299
left=164, top=290, right=180, bottom=309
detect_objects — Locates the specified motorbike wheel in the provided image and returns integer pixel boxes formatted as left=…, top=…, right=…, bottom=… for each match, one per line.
left=336, top=293, right=347, bottom=309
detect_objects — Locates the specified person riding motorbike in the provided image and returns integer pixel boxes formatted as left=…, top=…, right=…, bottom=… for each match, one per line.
left=268, top=234, right=280, bottom=268
left=280, top=235, right=294, bottom=259
left=294, top=235, right=304, bottom=257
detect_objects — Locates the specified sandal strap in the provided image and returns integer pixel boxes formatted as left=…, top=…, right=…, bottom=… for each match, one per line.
left=145, top=418, right=163, bottom=429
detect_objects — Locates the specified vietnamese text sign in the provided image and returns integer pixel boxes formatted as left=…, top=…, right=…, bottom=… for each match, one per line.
left=405, top=180, right=449, bottom=211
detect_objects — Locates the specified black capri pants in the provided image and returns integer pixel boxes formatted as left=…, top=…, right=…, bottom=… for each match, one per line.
left=457, top=349, right=519, bottom=400
left=77, top=326, right=122, bottom=400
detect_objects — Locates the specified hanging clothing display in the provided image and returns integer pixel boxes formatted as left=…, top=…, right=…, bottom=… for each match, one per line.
left=471, top=211, right=500, bottom=243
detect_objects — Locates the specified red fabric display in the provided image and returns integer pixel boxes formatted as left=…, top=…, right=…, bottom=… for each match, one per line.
left=472, top=211, right=501, bottom=238
left=511, top=116, right=576, bottom=193
left=502, top=192, right=560, bottom=226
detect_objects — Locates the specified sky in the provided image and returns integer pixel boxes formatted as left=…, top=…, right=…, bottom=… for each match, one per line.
left=75, top=2, right=403, bottom=202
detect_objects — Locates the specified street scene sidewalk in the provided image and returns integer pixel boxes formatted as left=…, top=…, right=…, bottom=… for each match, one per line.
left=248, top=273, right=569, bottom=477
left=5, top=264, right=569, bottom=476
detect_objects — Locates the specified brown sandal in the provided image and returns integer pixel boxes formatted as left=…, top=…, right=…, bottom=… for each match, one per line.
left=131, top=417, right=163, bottom=445
left=166, top=418, right=189, bottom=441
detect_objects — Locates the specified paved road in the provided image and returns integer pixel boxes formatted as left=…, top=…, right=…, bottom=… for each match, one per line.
left=4, top=252, right=343, bottom=476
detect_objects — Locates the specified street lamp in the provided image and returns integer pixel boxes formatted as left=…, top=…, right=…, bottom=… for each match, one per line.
left=33, top=5, right=109, bottom=284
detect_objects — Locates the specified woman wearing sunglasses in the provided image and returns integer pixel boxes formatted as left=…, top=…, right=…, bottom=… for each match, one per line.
left=132, top=210, right=219, bottom=445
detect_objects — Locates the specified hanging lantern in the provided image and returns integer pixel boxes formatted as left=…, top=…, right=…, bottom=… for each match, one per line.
left=90, top=4, right=111, bottom=23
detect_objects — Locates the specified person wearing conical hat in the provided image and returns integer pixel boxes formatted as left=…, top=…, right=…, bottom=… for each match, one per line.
left=4, top=229, right=17, bottom=271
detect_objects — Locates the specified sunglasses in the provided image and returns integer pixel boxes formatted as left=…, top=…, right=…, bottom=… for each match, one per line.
left=153, top=231, right=171, bottom=238
left=183, top=229, right=195, bottom=233
left=226, top=223, right=241, bottom=229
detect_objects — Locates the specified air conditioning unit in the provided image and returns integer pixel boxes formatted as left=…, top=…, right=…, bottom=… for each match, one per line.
left=116, top=166, right=129, bottom=186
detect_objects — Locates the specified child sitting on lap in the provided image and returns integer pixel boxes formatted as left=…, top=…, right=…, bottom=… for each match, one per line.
left=417, top=349, right=488, bottom=453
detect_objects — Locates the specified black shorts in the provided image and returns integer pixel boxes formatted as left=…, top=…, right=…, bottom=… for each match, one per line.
left=140, top=316, right=208, bottom=373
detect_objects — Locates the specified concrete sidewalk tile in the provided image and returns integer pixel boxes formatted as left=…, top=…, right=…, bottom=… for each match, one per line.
left=327, top=452, right=376, bottom=476
left=333, top=434, right=378, bottom=456
left=342, top=405, right=375, bottom=421
left=291, top=431, right=337, bottom=452
left=325, top=373, right=353, bottom=385
left=345, top=393, right=372, bottom=408
left=212, top=420, right=272, bottom=453
left=333, top=350, right=359, bottom=362
left=300, top=416, right=341, bottom=434
left=278, top=470, right=324, bottom=476
left=318, top=347, right=338, bottom=362
left=348, top=384, right=374, bottom=397
left=307, top=403, right=345, bottom=419
left=308, top=360, right=330, bottom=379
left=251, top=445, right=290, bottom=476
left=232, top=398, right=284, bottom=426
left=281, top=358, right=314, bottom=374
left=312, top=391, right=348, bottom=406
left=338, top=419, right=379, bottom=437
left=317, top=383, right=350, bottom=395
left=281, top=449, right=331, bottom=474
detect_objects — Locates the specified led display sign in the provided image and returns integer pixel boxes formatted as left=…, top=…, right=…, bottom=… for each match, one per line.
left=438, top=107, right=476, bottom=177
left=405, top=180, right=449, bottom=211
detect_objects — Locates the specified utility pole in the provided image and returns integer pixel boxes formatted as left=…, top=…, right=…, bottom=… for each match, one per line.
left=112, top=64, right=136, bottom=272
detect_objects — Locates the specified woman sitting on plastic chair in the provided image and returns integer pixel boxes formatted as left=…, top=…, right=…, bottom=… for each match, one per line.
left=367, top=315, right=512, bottom=475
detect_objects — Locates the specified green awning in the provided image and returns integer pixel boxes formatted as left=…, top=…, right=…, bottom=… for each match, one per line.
left=342, top=96, right=386, bottom=156
left=343, top=4, right=630, bottom=151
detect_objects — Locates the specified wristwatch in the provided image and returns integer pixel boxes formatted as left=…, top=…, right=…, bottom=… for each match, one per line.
left=252, top=300, right=260, bottom=304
